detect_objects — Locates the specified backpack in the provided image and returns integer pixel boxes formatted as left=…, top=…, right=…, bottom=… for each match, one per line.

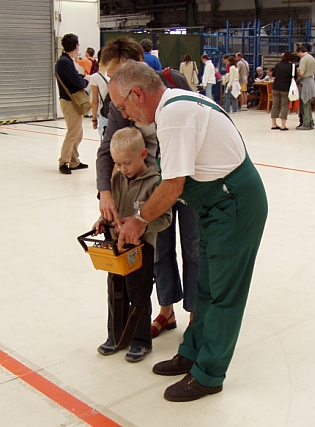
left=97, top=73, right=110, bottom=118
left=160, top=67, right=192, bottom=91
left=89, top=59, right=99, bottom=75
left=162, top=67, right=177, bottom=88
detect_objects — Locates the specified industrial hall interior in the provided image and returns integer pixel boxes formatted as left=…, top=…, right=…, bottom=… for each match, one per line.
left=0, top=0, right=315, bottom=426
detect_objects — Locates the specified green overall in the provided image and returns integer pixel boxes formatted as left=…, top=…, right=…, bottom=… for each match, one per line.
left=163, top=95, right=268, bottom=387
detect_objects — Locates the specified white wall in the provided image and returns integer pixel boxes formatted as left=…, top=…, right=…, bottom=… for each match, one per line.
left=54, top=0, right=100, bottom=118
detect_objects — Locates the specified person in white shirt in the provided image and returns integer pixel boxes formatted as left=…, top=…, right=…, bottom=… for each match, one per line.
left=89, top=50, right=109, bottom=138
left=224, top=56, right=241, bottom=113
left=201, top=54, right=216, bottom=99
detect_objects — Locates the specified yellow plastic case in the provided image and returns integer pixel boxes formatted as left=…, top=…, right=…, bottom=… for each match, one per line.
left=77, top=227, right=143, bottom=276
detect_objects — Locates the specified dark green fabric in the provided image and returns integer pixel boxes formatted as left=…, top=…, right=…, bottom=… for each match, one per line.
left=178, top=154, right=268, bottom=386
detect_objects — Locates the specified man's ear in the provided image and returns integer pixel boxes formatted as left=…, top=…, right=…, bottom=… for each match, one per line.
left=131, top=87, right=146, bottom=105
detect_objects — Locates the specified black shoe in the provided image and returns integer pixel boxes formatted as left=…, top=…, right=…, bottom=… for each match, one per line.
left=70, top=162, right=89, bottom=170
left=97, top=338, right=116, bottom=356
left=152, top=354, right=194, bottom=376
left=164, top=374, right=223, bottom=402
left=59, top=164, right=71, bottom=175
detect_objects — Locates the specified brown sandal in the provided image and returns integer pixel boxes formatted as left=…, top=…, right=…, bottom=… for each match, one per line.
left=151, top=312, right=177, bottom=338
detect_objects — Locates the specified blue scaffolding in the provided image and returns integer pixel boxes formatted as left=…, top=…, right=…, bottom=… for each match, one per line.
left=202, top=19, right=315, bottom=73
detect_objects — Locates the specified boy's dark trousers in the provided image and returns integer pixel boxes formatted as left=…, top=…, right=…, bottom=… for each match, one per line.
left=106, top=241, right=154, bottom=349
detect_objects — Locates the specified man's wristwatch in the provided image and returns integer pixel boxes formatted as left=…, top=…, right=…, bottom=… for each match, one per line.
left=134, top=208, right=149, bottom=224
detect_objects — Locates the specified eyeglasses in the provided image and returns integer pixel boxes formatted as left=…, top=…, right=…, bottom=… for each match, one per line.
left=117, top=89, right=132, bottom=112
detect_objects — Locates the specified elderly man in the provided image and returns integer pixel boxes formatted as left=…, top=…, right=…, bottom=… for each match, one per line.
left=109, top=61, right=268, bottom=402
left=296, top=45, right=315, bottom=130
left=236, top=52, right=250, bottom=110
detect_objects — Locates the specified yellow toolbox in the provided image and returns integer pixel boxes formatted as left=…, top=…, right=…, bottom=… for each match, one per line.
left=77, top=226, right=143, bottom=276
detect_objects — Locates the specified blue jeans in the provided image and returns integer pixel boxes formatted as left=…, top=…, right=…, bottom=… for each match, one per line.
left=205, top=83, right=213, bottom=99
left=224, top=89, right=238, bottom=112
left=154, top=201, right=199, bottom=312
left=98, top=115, right=108, bottom=139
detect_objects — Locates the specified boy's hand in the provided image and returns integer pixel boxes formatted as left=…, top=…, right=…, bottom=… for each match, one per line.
left=92, top=217, right=106, bottom=236
left=99, top=191, right=122, bottom=227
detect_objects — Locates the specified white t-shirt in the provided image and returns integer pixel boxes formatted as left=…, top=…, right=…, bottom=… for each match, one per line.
left=155, top=89, right=246, bottom=182
left=89, top=72, right=109, bottom=100
left=201, top=60, right=216, bottom=86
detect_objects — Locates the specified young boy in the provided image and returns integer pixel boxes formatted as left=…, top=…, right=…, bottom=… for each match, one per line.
left=93, top=127, right=172, bottom=362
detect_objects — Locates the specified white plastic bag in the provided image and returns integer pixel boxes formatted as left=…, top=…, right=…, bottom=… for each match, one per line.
left=288, top=64, right=299, bottom=101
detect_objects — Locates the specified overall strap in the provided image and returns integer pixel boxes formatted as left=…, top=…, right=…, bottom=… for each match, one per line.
left=163, top=94, right=246, bottom=147
left=164, top=94, right=227, bottom=116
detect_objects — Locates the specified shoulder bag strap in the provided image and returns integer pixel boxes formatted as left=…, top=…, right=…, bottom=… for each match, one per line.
left=97, top=72, right=109, bottom=84
left=292, top=63, right=295, bottom=77
left=97, top=87, right=104, bottom=104
left=56, top=72, right=72, bottom=98
left=97, top=72, right=109, bottom=103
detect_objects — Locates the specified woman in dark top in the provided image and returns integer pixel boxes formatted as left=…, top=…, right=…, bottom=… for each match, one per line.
left=271, top=51, right=297, bottom=131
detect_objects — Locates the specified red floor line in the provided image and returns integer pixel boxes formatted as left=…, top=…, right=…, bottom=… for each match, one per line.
left=2, top=126, right=100, bottom=142
left=0, top=349, right=121, bottom=427
left=3, top=126, right=315, bottom=175
left=254, top=162, right=315, bottom=175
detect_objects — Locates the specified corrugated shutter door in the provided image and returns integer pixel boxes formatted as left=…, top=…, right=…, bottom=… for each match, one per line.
left=0, top=0, right=54, bottom=123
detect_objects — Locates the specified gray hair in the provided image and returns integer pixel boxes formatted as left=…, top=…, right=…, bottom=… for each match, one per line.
left=110, top=127, right=145, bottom=155
left=109, top=60, right=164, bottom=96
left=140, top=38, right=153, bottom=52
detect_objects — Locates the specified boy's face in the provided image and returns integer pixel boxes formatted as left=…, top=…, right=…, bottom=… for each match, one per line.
left=112, top=148, right=148, bottom=179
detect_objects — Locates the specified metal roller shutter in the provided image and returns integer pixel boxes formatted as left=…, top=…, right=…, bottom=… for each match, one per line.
left=0, top=0, right=54, bottom=124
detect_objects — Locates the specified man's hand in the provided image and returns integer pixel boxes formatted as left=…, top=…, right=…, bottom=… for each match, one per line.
left=116, top=177, right=186, bottom=250
left=117, top=216, right=147, bottom=250
left=99, top=190, right=122, bottom=226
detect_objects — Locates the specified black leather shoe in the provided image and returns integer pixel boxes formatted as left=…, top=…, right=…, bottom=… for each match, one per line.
left=70, top=162, right=89, bottom=170
left=152, top=354, right=194, bottom=376
left=59, top=164, right=71, bottom=175
left=164, top=374, right=223, bottom=402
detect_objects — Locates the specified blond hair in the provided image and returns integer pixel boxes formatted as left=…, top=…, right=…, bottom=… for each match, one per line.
left=110, top=127, right=145, bottom=155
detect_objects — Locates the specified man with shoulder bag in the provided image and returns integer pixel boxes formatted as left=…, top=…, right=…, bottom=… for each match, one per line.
left=55, top=33, right=90, bottom=174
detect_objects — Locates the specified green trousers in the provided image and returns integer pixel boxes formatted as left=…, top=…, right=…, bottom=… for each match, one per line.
left=178, top=154, right=268, bottom=387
